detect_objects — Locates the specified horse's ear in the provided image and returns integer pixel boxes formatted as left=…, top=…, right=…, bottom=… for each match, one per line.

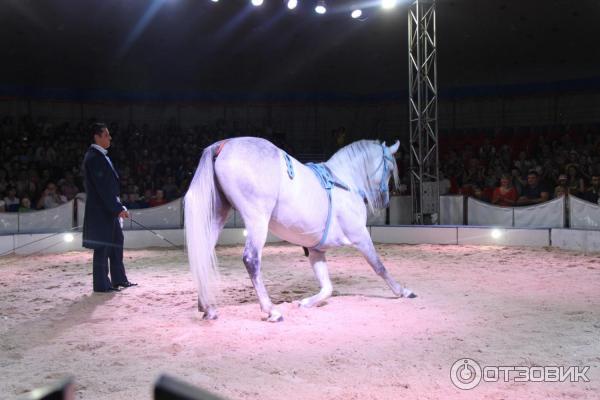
left=388, top=140, right=400, bottom=155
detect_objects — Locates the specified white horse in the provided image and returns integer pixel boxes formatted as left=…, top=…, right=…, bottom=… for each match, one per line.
left=184, top=137, right=416, bottom=322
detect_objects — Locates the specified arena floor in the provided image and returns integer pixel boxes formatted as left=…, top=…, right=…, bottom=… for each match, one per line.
left=0, top=243, right=599, bottom=399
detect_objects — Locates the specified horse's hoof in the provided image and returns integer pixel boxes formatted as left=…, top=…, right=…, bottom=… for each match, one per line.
left=402, top=288, right=417, bottom=298
left=267, top=310, right=284, bottom=322
left=202, top=311, right=218, bottom=320
left=298, top=298, right=313, bottom=308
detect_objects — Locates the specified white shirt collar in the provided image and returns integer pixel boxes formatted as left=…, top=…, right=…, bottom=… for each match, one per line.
left=91, top=144, right=108, bottom=155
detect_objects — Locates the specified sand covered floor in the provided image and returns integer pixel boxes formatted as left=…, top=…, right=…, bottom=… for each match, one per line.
left=1, top=243, right=599, bottom=399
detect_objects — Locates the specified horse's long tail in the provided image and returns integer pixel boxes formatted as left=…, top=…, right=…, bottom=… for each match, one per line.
left=184, top=145, right=220, bottom=310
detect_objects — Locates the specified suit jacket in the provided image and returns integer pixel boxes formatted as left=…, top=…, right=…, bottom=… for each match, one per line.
left=82, top=146, right=124, bottom=249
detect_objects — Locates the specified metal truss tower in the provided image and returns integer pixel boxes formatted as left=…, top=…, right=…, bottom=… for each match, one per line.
left=408, top=0, right=439, bottom=224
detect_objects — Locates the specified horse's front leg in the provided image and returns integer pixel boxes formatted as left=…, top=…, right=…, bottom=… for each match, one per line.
left=353, top=231, right=416, bottom=298
left=299, top=249, right=333, bottom=308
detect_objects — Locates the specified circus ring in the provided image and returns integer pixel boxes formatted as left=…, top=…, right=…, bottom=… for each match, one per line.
left=0, top=226, right=599, bottom=400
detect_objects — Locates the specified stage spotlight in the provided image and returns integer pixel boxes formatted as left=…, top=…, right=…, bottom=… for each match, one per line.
left=381, top=0, right=396, bottom=9
left=251, top=0, right=264, bottom=6
left=64, top=233, right=74, bottom=243
left=351, top=9, right=362, bottom=18
left=211, top=0, right=219, bottom=3
left=315, top=0, right=326, bottom=14
left=287, top=0, right=298, bottom=9
left=154, top=374, right=228, bottom=400
left=243, top=229, right=248, bottom=237
left=491, top=229, right=502, bottom=239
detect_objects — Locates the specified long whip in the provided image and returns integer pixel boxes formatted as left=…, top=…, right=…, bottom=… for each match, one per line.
left=0, top=225, right=82, bottom=257
left=129, top=218, right=179, bottom=248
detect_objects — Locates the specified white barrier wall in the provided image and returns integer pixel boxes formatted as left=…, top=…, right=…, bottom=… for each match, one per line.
left=467, top=198, right=513, bottom=227
left=569, top=196, right=600, bottom=230
left=514, top=197, right=565, bottom=228
left=78, top=199, right=183, bottom=230
left=371, top=226, right=457, bottom=244
left=0, top=212, right=19, bottom=235
left=389, top=196, right=412, bottom=225
left=18, top=200, right=74, bottom=233
left=440, top=195, right=464, bottom=225
left=467, top=197, right=565, bottom=228
left=0, top=201, right=75, bottom=234
left=3, top=194, right=600, bottom=255
left=14, top=232, right=84, bottom=255
left=551, top=228, right=600, bottom=253
left=0, top=235, right=13, bottom=255
left=0, top=195, right=585, bottom=236
left=8, top=226, right=600, bottom=254
left=457, top=227, right=550, bottom=247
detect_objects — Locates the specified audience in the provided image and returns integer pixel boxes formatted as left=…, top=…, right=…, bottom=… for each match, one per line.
left=37, top=182, right=67, bottom=209
left=0, top=115, right=221, bottom=213
left=554, top=174, right=569, bottom=198
left=517, top=171, right=550, bottom=205
left=148, top=189, right=168, bottom=208
left=4, top=187, right=20, bottom=212
left=434, top=124, right=600, bottom=207
left=19, top=196, right=33, bottom=212
left=584, top=174, right=600, bottom=204
left=1, top=115, right=600, bottom=215
left=491, top=174, right=518, bottom=206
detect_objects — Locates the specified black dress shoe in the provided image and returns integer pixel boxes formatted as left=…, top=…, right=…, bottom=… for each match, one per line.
left=113, top=281, right=138, bottom=289
left=94, top=287, right=120, bottom=293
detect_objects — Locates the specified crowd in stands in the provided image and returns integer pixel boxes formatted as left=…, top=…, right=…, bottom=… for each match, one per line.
left=430, top=125, right=600, bottom=206
left=0, top=115, right=204, bottom=213
left=1, top=115, right=600, bottom=214
left=0, top=115, right=294, bottom=213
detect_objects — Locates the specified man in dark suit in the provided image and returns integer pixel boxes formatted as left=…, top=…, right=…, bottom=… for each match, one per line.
left=82, top=123, right=137, bottom=292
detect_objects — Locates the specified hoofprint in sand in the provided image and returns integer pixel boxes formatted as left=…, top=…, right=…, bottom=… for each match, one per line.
left=0, top=243, right=599, bottom=399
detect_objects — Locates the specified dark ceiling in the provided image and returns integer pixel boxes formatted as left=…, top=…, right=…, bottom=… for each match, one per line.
left=1, top=0, right=598, bottom=95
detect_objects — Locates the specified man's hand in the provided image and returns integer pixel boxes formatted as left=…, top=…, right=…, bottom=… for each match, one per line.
left=119, top=210, right=129, bottom=219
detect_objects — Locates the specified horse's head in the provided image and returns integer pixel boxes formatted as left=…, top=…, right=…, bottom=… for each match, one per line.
left=370, top=140, right=400, bottom=209
left=326, top=139, right=401, bottom=211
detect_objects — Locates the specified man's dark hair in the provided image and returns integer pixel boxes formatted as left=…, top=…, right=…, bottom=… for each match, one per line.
left=90, top=122, right=107, bottom=143
left=527, top=170, right=539, bottom=177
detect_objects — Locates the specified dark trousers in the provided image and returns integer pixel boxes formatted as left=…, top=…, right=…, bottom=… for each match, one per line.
left=92, top=222, right=128, bottom=291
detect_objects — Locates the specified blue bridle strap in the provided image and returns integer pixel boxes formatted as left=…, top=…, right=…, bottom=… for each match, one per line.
left=305, top=163, right=349, bottom=250
left=379, top=144, right=394, bottom=194
left=358, top=143, right=394, bottom=201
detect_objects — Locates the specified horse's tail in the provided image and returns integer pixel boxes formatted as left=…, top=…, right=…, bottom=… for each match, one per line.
left=184, top=144, right=220, bottom=309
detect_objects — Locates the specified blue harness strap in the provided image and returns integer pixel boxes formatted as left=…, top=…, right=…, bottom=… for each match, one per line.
left=283, top=153, right=295, bottom=179
left=306, top=163, right=349, bottom=250
left=284, top=144, right=392, bottom=251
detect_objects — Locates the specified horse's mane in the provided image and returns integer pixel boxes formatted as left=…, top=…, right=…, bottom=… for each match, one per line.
left=325, top=140, right=399, bottom=212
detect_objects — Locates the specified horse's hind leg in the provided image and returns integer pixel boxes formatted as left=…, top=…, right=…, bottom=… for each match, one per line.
left=299, top=249, right=333, bottom=308
left=242, top=217, right=282, bottom=322
left=353, top=228, right=416, bottom=298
